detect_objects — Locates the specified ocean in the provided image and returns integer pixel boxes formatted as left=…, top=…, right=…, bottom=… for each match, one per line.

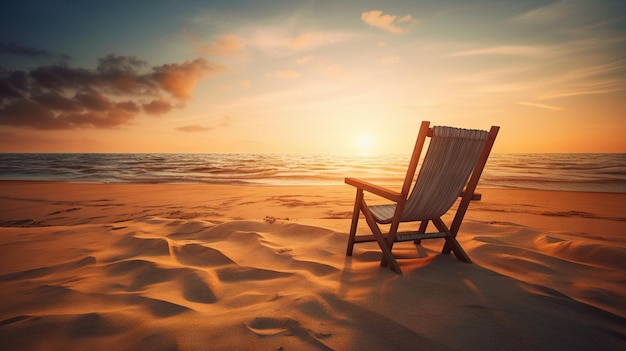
left=0, top=153, right=624, bottom=193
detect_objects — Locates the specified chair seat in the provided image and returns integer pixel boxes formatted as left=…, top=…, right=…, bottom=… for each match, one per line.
left=369, top=204, right=397, bottom=223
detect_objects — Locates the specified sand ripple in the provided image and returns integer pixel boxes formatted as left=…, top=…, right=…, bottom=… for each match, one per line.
left=1, top=211, right=624, bottom=350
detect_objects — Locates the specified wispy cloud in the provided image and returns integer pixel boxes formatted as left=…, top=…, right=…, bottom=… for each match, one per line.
left=176, top=124, right=212, bottom=132
left=445, top=27, right=626, bottom=102
left=266, top=70, right=301, bottom=79
left=247, top=28, right=354, bottom=56
left=184, top=31, right=248, bottom=57
left=288, top=31, right=351, bottom=51
left=361, top=10, right=417, bottom=34
left=450, top=56, right=625, bottom=103
left=518, top=101, right=562, bottom=111
left=295, top=56, right=350, bottom=80
left=514, top=0, right=581, bottom=23
left=539, top=79, right=624, bottom=100
left=0, top=54, right=223, bottom=129
left=449, top=45, right=548, bottom=58
left=176, top=115, right=231, bottom=133
left=538, top=59, right=626, bottom=100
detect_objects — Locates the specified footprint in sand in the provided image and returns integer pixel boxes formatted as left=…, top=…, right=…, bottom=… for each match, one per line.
left=246, top=317, right=333, bottom=350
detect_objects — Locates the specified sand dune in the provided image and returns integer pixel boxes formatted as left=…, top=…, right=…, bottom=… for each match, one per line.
left=0, top=182, right=624, bottom=350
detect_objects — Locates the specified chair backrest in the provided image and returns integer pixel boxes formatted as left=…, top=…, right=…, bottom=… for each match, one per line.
left=401, top=125, right=490, bottom=221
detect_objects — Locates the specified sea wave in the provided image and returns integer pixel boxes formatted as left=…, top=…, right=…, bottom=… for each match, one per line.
left=0, top=153, right=624, bottom=193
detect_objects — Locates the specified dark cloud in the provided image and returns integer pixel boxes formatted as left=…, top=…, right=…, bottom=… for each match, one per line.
left=0, top=54, right=224, bottom=129
left=0, top=42, right=70, bottom=60
left=143, top=98, right=173, bottom=115
left=97, top=55, right=147, bottom=74
left=32, top=91, right=77, bottom=111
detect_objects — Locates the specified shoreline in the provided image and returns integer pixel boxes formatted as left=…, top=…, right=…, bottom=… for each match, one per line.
left=1, top=181, right=625, bottom=350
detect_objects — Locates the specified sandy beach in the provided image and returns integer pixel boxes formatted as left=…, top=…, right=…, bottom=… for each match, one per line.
left=0, top=181, right=624, bottom=350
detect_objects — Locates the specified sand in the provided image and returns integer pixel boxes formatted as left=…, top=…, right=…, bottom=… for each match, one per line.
left=0, top=181, right=624, bottom=350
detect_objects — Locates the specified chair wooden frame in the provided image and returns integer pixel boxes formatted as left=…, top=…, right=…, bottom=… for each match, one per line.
left=345, top=121, right=499, bottom=274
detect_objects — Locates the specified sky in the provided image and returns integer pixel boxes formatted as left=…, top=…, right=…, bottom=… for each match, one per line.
left=0, top=0, right=625, bottom=154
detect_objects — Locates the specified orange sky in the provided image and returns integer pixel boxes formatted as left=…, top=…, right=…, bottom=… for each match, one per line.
left=1, top=1, right=625, bottom=154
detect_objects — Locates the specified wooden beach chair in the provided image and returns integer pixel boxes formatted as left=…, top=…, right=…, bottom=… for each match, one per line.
left=345, top=121, right=499, bottom=274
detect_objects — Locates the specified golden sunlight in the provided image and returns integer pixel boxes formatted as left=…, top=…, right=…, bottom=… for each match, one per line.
left=356, top=132, right=375, bottom=154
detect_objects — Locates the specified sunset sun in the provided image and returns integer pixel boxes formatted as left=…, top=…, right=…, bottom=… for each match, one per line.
left=357, top=133, right=375, bottom=153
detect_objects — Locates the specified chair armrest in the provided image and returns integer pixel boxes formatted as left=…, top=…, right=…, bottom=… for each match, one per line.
left=459, top=191, right=482, bottom=201
left=345, top=177, right=403, bottom=202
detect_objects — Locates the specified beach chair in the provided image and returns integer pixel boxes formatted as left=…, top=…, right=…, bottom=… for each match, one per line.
left=345, top=121, right=499, bottom=274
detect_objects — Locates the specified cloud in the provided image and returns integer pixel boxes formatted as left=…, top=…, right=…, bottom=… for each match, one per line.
left=295, top=56, right=350, bottom=80
left=537, top=59, right=626, bottom=100
left=1, top=96, right=140, bottom=129
left=288, top=31, right=352, bottom=51
left=142, top=97, right=174, bottom=115
left=246, top=28, right=354, bottom=56
left=518, top=101, right=562, bottom=111
left=176, top=116, right=230, bottom=133
left=449, top=45, right=547, bottom=57
left=398, top=15, right=415, bottom=23
left=0, top=54, right=224, bottom=129
left=186, top=32, right=248, bottom=57
left=0, top=42, right=70, bottom=60
left=267, top=70, right=301, bottom=79
left=289, top=33, right=319, bottom=50
left=153, top=58, right=217, bottom=99
left=361, top=10, right=416, bottom=34
left=515, top=0, right=579, bottom=23
left=176, top=124, right=212, bottom=132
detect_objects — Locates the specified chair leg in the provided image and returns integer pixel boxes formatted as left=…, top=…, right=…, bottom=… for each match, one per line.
left=444, top=236, right=471, bottom=263
left=362, top=206, right=402, bottom=274
left=414, top=220, right=429, bottom=245
left=432, top=218, right=471, bottom=263
left=442, top=238, right=453, bottom=255
left=441, top=224, right=471, bottom=262
left=346, top=189, right=363, bottom=256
